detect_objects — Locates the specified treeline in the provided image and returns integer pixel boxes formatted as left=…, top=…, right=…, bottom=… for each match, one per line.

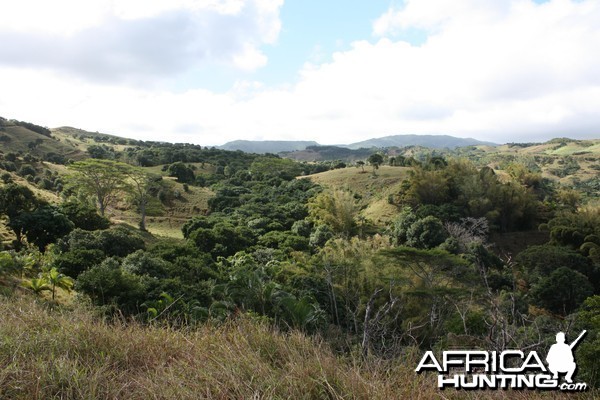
left=0, top=116, right=52, bottom=137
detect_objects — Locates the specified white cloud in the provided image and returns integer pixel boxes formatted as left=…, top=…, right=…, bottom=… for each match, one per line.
left=1, top=0, right=599, bottom=145
left=0, top=0, right=282, bottom=82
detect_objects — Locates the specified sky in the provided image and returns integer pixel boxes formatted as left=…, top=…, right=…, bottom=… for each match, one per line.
left=0, top=0, right=599, bottom=146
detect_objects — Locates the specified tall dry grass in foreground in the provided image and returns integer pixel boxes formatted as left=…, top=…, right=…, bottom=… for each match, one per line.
left=0, top=295, right=595, bottom=399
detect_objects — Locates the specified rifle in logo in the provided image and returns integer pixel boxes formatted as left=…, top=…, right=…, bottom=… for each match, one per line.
left=546, top=330, right=586, bottom=383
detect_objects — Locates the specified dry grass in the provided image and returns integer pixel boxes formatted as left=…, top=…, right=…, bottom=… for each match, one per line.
left=304, top=166, right=410, bottom=227
left=0, top=295, right=595, bottom=399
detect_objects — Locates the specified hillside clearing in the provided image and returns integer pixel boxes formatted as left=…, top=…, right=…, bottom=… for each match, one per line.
left=303, top=166, right=411, bottom=226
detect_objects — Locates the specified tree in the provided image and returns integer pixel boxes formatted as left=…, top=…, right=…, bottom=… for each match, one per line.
left=405, top=216, right=447, bottom=249
left=67, top=160, right=130, bottom=216
left=529, top=267, right=593, bottom=315
left=367, top=153, right=384, bottom=175
left=516, top=244, right=596, bottom=287
left=124, top=166, right=161, bottom=231
left=44, top=267, right=74, bottom=301
left=0, top=183, right=39, bottom=247
left=75, top=258, right=147, bottom=313
left=356, top=161, right=365, bottom=173
left=18, top=205, right=74, bottom=252
left=60, top=200, right=110, bottom=231
left=167, top=162, right=195, bottom=183
left=308, top=190, right=357, bottom=237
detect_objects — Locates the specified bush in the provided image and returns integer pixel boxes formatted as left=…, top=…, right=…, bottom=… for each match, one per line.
left=1, top=173, right=12, bottom=184
left=309, top=225, right=333, bottom=249
left=18, top=165, right=36, bottom=177
left=121, top=250, right=173, bottom=279
left=100, top=227, right=146, bottom=257
left=529, top=267, right=594, bottom=315
left=18, top=205, right=75, bottom=252
left=405, top=216, right=447, bottom=249
left=60, top=200, right=110, bottom=231
left=54, top=249, right=105, bottom=278
left=76, top=258, right=148, bottom=314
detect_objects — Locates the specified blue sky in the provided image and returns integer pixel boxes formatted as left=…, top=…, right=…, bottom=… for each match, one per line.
left=259, top=0, right=391, bottom=84
left=182, top=0, right=395, bottom=92
left=0, top=0, right=598, bottom=145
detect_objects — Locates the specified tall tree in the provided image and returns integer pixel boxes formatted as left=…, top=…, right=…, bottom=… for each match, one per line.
left=124, top=166, right=161, bottom=231
left=0, top=183, right=39, bottom=247
left=67, top=159, right=129, bottom=216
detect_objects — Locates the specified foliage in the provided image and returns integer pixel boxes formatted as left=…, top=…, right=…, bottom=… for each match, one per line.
left=516, top=244, right=599, bottom=290
left=67, top=159, right=130, bottom=216
left=21, top=277, right=51, bottom=295
left=167, top=162, right=195, bottom=183
left=529, top=267, right=594, bottom=315
left=53, top=248, right=106, bottom=278
left=75, top=258, right=147, bottom=313
left=60, top=199, right=110, bottom=231
left=405, top=216, right=447, bottom=249
left=57, top=226, right=145, bottom=258
left=249, top=156, right=303, bottom=180
left=0, top=183, right=40, bottom=246
left=575, top=296, right=600, bottom=387
left=308, top=190, right=357, bottom=237
left=396, top=160, right=539, bottom=232
left=18, top=205, right=74, bottom=252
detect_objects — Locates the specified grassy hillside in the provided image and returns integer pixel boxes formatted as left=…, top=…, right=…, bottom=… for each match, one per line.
left=468, top=139, right=600, bottom=199
left=304, top=166, right=411, bottom=226
left=0, top=121, right=85, bottom=161
left=0, top=294, right=592, bottom=400
left=0, top=120, right=216, bottom=242
left=112, top=177, right=214, bottom=239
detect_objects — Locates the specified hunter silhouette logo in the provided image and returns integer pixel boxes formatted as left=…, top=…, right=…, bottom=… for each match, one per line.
left=546, top=330, right=586, bottom=384
left=415, top=330, right=588, bottom=391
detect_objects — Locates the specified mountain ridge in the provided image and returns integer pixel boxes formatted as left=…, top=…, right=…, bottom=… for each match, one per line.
left=220, top=134, right=497, bottom=154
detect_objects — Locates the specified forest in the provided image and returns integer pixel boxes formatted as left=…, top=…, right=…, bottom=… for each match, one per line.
left=1, top=118, right=599, bottom=398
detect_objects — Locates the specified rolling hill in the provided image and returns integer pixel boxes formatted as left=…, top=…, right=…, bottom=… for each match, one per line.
left=0, top=118, right=86, bottom=161
left=346, top=134, right=497, bottom=149
left=219, top=134, right=497, bottom=156
left=220, top=140, right=319, bottom=153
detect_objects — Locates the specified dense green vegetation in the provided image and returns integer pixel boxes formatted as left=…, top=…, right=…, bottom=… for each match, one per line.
left=1, top=118, right=599, bottom=397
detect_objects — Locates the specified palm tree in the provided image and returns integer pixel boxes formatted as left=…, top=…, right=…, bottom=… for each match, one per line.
left=22, top=277, right=51, bottom=296
left=45, top=267, right=74, bottom=300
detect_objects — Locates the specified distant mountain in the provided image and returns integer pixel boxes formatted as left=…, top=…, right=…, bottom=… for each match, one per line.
left=220, top=140, right=319, bottom=154
left=281, top=145, right=374, bottom=162
left=219, top=135, right=496, bottom=154
left=346, top=134, right=496, bottom=149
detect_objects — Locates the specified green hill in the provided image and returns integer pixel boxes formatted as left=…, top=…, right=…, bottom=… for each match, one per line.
left=347, top=134, right=497, bottom=149
left=0, top=118, right=85, bottom=162
left=303, top=165, right=411, bottom=226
